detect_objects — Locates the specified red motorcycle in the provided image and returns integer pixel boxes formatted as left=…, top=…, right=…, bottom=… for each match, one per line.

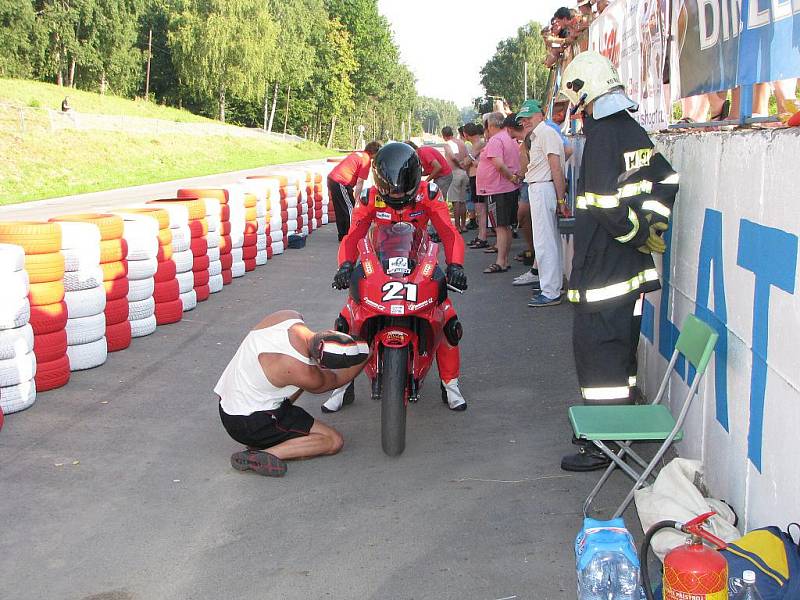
left=334, top=221, right=460, bottom=456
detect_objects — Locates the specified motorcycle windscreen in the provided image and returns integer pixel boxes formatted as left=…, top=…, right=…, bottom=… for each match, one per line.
left=369, top=222, right=427, bottom=277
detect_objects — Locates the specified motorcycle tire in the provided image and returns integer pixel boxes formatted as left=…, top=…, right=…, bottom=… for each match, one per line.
left=381, top=346, right=408, bottom=457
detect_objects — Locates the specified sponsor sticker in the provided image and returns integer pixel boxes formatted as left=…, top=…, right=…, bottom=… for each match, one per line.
left=390, top=304, right=405, bottom=315
left=376, top=211, right=392, bottom=220
left=409, top=210, right=424, bottom=217
left=364, top=298, right=385, bottom=311
left=409, top=298, right=433, bottom=311
left=387, top=257, right=410, bottom=275
left=375, top=199, right=386, bottom=208
left=363, top=260, right=374, bottom=275
left=422, top=263, right=434, bottom=277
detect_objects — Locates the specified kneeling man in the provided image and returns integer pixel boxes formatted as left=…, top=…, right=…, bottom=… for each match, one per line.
left=215, top=310, right=369, bottom=477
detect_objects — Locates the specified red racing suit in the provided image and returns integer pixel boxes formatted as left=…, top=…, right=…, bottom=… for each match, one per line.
left=337, top=181, right=465, bottom=382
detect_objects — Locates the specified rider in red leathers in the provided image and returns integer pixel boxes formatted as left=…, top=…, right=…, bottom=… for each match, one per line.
left=326, top=142, right=468, bottom=413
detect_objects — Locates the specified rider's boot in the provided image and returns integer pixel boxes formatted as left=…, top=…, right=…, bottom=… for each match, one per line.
left=440, top=379, right=467, bottom=411
left=321, top=381, right=355, bottom=413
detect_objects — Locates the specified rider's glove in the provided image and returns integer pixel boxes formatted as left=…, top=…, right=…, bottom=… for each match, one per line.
left=446, top=263, right=468, bottom=291
left=332, top=261, right=354, bottom=290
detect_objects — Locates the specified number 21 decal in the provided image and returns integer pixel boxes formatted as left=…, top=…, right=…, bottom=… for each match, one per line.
left=381, top=282, right=418, bottom=302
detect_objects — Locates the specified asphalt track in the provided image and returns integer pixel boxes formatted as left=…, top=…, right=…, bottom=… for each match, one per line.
left=0, top=165, right=638, bottom=600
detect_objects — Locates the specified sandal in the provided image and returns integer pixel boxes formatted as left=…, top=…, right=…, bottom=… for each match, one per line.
left=483, top=263, right=510, bottom=274
left=483, top=245, right=498, bottom=253
left=469, top=239, right=489, bottom=249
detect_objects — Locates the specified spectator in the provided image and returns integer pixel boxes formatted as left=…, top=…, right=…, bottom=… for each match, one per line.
left=61, top=97, right=71, bottom=112
left=442, top=126, right=470, bottom=232
left=475, top=111, right=521, bottom=273
left=460, top=126, right=478, bottom=230
left=327, top=141, right=382, bottom=240
left=516, top=99, right=566, bottom=307
left=511, top=116, right=536, bottom=270
left=406, top=141, right=453, bottom=200
left=463, top=122, right=487, bottom=245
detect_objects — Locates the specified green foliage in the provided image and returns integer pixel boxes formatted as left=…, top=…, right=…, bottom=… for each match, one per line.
left=415, top=97, right=461, bottom=134
left=0, top=0, right=35, bottom=77
left=479, top=21, right=550, bottom=111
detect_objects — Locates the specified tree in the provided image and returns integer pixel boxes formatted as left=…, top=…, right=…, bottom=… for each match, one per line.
left=414, top=96, right=460, bottom=135
left=31, top=0, right=85, bottom=86
left=0, top=0, right=36, bottom=77
left=316, top=18, right=357, bottom=147
left=479, top=21, right=550, bottom=111
left=168, top=0, right=279, bottom=122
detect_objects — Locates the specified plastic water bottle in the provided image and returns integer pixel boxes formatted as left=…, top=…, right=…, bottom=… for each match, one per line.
left=730, top=570, right=763, bottom=599
left=575, top=517, right=643, bottom=600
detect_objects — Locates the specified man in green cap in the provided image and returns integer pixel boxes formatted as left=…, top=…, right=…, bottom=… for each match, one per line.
left=516, top=99, right=567, bottom=307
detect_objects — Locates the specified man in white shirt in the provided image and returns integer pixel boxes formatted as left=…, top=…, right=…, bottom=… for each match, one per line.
left=441, top=126, right=470, bottom=231
left=516, top=99, right=566, bottom=307
left=214, top=310, right=369, bottom=477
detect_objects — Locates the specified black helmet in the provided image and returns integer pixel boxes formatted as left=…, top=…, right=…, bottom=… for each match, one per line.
left=372, top=142, right=421, bottom=209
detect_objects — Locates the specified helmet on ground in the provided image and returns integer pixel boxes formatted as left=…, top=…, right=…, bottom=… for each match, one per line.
left=372, top=142, right=421, bottom=209
left=559, top=51, right=624, bottom=109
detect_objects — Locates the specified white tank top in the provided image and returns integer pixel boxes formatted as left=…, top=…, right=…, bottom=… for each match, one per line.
left=214, top=318, right=315, bottom=415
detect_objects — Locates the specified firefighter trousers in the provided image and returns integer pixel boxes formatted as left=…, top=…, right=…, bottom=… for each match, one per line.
left=573, top=297, right=642, bottom=405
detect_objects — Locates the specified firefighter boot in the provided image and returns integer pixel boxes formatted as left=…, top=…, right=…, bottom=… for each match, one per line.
left=561, top=438, right=611, bottom=472
left=440, top=379, right=467, bottom=411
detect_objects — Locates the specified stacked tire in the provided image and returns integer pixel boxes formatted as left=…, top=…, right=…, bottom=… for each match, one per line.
left=242, top=192, right=258, bottom=272
left=201, top=198, right=224, bottom=293
left=0, top=222, right=70, bottom=392
left=225, top=186, right=247, bottom=278
left=117, top=213, right=160, bottom=339
left=243, top=178, right=272, bottom=265
left=0, top=243, right=37, bottom=414
left=148, top=200, right=201, bottom=311
left=116, top=207, right=182, bottom=326
left=309, top=169, right=325, bottom=230
left=177, top=188, right=231, bottom=289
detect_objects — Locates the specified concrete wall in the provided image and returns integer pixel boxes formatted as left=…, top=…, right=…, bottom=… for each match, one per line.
left=638, top=128, right=800, bottom=531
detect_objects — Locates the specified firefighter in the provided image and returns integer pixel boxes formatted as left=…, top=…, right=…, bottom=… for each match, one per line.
left=326, top=142, right=468, bottom=413
left=558, top=52, right=679, bottom=471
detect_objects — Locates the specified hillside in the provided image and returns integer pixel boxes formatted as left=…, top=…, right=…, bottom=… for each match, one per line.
left=0, top=79, right=334, bottom=205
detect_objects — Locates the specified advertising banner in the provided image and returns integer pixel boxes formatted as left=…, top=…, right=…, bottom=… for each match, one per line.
left=737, top=0, right=800, bottom=85
left=589, top=0, right=670, bottom=131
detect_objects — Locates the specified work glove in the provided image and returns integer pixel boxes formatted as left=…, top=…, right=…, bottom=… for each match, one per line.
left=332, top=261, right=354, bottom=290
left=637, top=222, right=669, bottom=254
left=446, top=263, right=468, bottom=291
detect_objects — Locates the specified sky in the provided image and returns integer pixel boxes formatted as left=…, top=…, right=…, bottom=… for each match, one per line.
left=377, top=0, right=566, bottom=108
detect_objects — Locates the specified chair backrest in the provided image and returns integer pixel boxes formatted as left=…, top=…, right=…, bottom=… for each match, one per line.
left=675, top=314, right=719, bottom=376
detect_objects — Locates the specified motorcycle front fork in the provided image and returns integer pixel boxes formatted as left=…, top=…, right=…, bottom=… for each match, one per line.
left=371, top=349, right=419, bottom=402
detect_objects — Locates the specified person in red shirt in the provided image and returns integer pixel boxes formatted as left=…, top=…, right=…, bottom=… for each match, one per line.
left=406, top=141, right=453, bottom=200
left=327, top=142, right=468, bottom=413
left=327, top=141, right=382, bottom=240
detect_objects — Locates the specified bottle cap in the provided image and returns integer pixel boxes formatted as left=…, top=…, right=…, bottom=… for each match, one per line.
left=743, top=570, right=756, bottom=584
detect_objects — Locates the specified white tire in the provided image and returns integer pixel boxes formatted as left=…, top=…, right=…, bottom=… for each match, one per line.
left=130, top=314, right=157, bottom=337
left=127, top=277, right=155, bottom=302
left=56, top=222, right=101, bottom=249
left=299, top=203, right=309, bottom=215
left=322, top=214, right=329, bottom=225
left=286, top=207, right=298, bottom=221
left=0, top=296, right=30, bottom=329
left=0, top=323, right=33, bottom=360
left=300, top=225, right=309, bottom=235
left=285, top=194, right=298, bottom=208
left=230, top=247, right=243, bottom=262
left=256, top=234, right=267, bottom=251
left=0, top=270, right=30, bottom=302
left=206, top=247, right=220, bottom=262
left=63, top=267, right=103, bottom=292
left=311, top=218, right=318, bottom=230
left=285, top=219, right=298, bottom=232
left=209, top=273, right=224, bottom=293
left=180, top=289, right=197, bottom=312
left=256, top=204, right=266, bottom=218
left=230, top=231, right=244, bottom=249
left=269, top=215, right=282, bottom=228
left=137, top=203, right=188, bottom=227
left=64, top=286, right=106, bottom=319
left=0, top=350, right=36, bottom=386
left=66, top=312, right=106, bottom=345
left=203, top=198, right=221, bottom=219
left=171, top=225, right=191, bottom=252
left=208, top=260, right=222, bottom=277
left=176, top=270, right=195, bottom=293
left=128, top=296, right=155, bottom=321
left=271, top=241, right=285, bottom=255
left=172, top=249, right=194, bottom=273
left=124, top=230, right=158, bottom=260
left=231, top=261, right=245, bottom=278
left=206, top=216, right=220, bottom=233
left=127, top=257, right=158, bottom=280
left=255, top=250, right=268, bottom=266
left=0, top=379, right=35, bottom=414
left=67, top=337, right=107, bottom=371
left=0, top=243, right=25, bottom=274
left=121, top=214, right=159, bottom=239
left=63, top=245, right=101, bottom=272
left=257, top=218, right=267, bottom=234
left=206, top=231, right=220, bottom=249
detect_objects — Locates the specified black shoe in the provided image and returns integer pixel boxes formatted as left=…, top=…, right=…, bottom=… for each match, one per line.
left=561, top=447, right=611, bottom=472
left=466, top=219, right=477, bottom=230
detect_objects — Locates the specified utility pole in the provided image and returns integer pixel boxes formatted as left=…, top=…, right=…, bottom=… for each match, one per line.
left=524, top=62, right=528, bottom=101
left=145, top=28, right=152, bottom=100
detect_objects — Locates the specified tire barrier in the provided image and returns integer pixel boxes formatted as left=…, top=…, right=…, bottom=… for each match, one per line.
left=177, top=188, right=232, bottom=286
left=145, top=201, right=194, bottom=313
left=201, top=198, right=223, bottom=295
left=225, top=185, right=247, bottom=278
left=116, top=213, right=159, bottom=339
left=0, top=243, right=37, bottom=413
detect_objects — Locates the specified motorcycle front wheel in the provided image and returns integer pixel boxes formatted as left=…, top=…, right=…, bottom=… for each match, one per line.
left=380, top=346, right=409, bottom=456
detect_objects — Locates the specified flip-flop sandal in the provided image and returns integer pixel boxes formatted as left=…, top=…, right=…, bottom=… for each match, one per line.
left=483, top=263, right=510, bottom=274
left=483, top=245, right=498, bottom=253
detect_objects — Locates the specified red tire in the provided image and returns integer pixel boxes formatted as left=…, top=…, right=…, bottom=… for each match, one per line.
left=220, top=204, right=231, bottom=220
left=220, top=221, right=231, bottom=235
left=33, top=329, right=68, bottom=364
left=266, top=247, right=273, bottom=260
left=243, top=233, right=258, bottom=247
left=35, top=354, right=70, bottom=391
left=104, top=296, right=129, bottom=325
left=154, top=299, right=183, bottom=325
left=24, top=252, right=65, bottom=283
left=156, top=243, right=173, bottom=262
left=188, top=219, right=208, bottom=238
left=191, top=254, right=210, bottom=272
left=195, top=284, right=210, bottom=302
left=193, top=269, right=210, bottom=287
left=106, top=320, right=132, bottom=352
left=221, top=269, right=232, bottom=285
left=190, top=237, right=208, bottom=257
left=153, top=279, right=180, bottom=303
left=28, top=280, right=65, bottom=306
left=104, top=277, right=129, bottom=301
left=219, top=253, right=233, bottom=270
left=243, top=258, right=256, bottom=272
left=218, top=235, right=232, bottom=253
left=242, top=245, right=257, bottom=260
left=244, top=221, right=258, bottom=235
left=99, top=238, right=128, bottom=263
left=154, top=259, right=177, bottom=283
left=101, top=260, right=128, bottom=281
left=51, top=213, right=123, bottom=240
left=29, top=301, right=68, bottom=335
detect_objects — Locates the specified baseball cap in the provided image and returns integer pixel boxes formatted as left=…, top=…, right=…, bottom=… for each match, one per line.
left=516, top=99, right=544, bottom=118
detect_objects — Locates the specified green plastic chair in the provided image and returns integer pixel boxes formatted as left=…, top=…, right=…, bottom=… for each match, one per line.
left=568, top=314, right=719, bottom=518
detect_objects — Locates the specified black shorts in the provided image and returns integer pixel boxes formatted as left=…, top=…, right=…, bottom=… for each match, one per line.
left=219, top=400, right=314, bottom=450
left=470, top=176, right=485, bottom=202
left=486, top=190, right=519, bottom=227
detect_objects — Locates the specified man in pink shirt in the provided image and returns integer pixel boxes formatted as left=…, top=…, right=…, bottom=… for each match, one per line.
left=476, top=111, right=521, bottom=273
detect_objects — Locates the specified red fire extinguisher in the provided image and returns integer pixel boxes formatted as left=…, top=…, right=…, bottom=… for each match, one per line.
left=641, top=512, right=729, bottom=600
